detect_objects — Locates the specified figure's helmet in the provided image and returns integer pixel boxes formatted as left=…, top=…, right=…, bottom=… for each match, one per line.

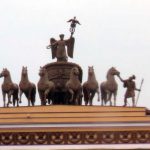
left=132, top=75, right=136, bottom=79
left=129, top=75, right=136, bottom=80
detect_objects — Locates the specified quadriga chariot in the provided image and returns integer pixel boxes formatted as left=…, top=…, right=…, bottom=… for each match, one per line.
left=44, top=61, right=82, bottom=105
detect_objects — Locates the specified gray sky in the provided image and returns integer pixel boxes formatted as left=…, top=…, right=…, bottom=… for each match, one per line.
left=0, top=0, right=150, bottom=107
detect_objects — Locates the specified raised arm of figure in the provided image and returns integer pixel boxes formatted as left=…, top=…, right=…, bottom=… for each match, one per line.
left=117, top=74, right=124, bottom=82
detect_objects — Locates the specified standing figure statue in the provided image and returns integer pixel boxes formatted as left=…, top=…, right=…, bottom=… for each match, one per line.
left=67, top=16, right=81, bottom=36
left=118, top=75, right=140, bottom=107
left=47, top=34, right=75, bottom=62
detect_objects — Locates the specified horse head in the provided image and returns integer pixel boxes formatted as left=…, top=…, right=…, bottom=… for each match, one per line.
left=107, top=67, right=120, bottom=78
left=39, top=67, right=47, bottom=77
left=0, top=68, right=10, bottom=78
left=88, top=66, right=94, bottom=76
left=21, top=66, right=28, bottom=77
left=70, top=67, right=79, bottom=77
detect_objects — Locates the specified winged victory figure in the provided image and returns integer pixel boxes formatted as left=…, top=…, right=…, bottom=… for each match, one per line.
left=47, top=34, right=75, bottom=62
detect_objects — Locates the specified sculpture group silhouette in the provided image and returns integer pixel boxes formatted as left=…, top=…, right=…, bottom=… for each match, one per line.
left=0, top=66, right=139, bottom=107
left=0, top=18, right=141, bottom=107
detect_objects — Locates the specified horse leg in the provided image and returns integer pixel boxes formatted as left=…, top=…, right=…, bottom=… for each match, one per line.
left=2, top=92, right=6, bottom=107
left=89, top=92, right=95, bottom=106
left=16, top=97, right=19, bottom=107
left=30, top=87, right=36, bottom=106
left=101, top=99, right=104, bottom=106
left=28, top=97, right=31, bottom=106
left=74, top=92, right=78, bottom=105
left=79, top=88, right=83, bottom=105
left=47, top=89, right=53, bottom=105
left=68, top=89, right=74, bottom=104
left=84, top=91, right=89, bottom=106
left=114, top=92, right=117, bottom=106
left=75, top=89, right=82, bottom=105
left=107, top=92, right=112, bottom=106
left=19, top=90, right=23, bottom=103
left=7, top=90, right=13, bottom=107
left=13, top=96, right=16, bottom=107
left=38, top=90, right=43, bottom=106
left=28, top=90, right=32, bottom=106
left=78, top=94, right=83, bottom=105
left=49, top=88, right=55, bottom=105
left=8, top=90, right=13, bottom=104
left=132, top=97, right=135, bottom=107
left=44, top=89, right=50, bottom=105
left=97, top=88, right=100, bottom=102
left=83, top=87, right=89, bottom=106
left=100, top=87, right=107, bottom=106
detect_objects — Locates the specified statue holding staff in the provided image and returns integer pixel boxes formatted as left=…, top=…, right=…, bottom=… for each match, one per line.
left=118, top=75, right=141, bottom=107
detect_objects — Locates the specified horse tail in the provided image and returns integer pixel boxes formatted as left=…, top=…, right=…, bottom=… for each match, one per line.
left=13, top=85, right=19, bottom=106
left=100, top=83, right=107, bottom=104
left=83, top=83, right=89, bottom=104
left=31, top=84, right=36, bottom=106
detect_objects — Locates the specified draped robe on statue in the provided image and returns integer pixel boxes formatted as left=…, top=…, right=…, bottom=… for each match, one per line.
left=50, top=36, right=75, bottom=62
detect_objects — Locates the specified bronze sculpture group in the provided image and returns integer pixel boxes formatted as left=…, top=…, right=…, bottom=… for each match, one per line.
left=0, top=18, right=142, bottom=108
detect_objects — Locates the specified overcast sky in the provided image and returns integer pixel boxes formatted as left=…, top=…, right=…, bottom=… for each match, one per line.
left=0, top=0, right=150, bottom=107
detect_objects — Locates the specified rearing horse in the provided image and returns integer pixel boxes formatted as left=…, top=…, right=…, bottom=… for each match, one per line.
left=83, top=66, right=100, bottom=106
left=100, top=67, right=120, bottom=106
left=37, top=67, right=55, bottom=105
left=0, top=68, right=19, bottom=107
left=19, top=66, right=36, bottom=106
left=66, top=67, right=82, bottom=105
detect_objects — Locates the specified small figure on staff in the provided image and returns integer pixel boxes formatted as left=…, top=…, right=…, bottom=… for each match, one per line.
left=67, top=16, right=81, bottom=36
left=118, top=75, right=141, bottom=107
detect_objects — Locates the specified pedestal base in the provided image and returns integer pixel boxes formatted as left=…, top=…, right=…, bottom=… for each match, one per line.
left=0, top=105, right=150, bottom=145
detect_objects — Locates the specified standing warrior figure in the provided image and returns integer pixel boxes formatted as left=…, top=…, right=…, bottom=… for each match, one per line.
left=118, top=75, right=140, bottom=107
left=67, top=16, right=81, bottom=35
left=46, top=34, right=74, bottom=62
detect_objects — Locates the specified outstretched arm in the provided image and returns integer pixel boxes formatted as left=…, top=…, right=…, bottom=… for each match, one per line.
left=117, top=74, right=124, bottom=82
left=76, top=20, right=81, bottom=25
left=67, top=19, right=73, bottom=22
left=134, top=83, right=141, bottom=91
left=46, top=41, right=57, bottom=49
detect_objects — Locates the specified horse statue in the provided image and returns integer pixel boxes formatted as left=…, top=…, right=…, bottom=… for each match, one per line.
left=0, top=68, right=19, bottom=107
left=83, top=66, right=100, bottom=106
left=66, top=67, right=82, bottom=105
left=100, top=67, right=120, bottom=106
left=37, top=67, right=55, bottom=105
left=19, top=66, right=36, bottom=106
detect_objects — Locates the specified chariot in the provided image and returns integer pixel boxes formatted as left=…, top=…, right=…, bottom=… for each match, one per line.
left=44, top=62, right=82, bottom=104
